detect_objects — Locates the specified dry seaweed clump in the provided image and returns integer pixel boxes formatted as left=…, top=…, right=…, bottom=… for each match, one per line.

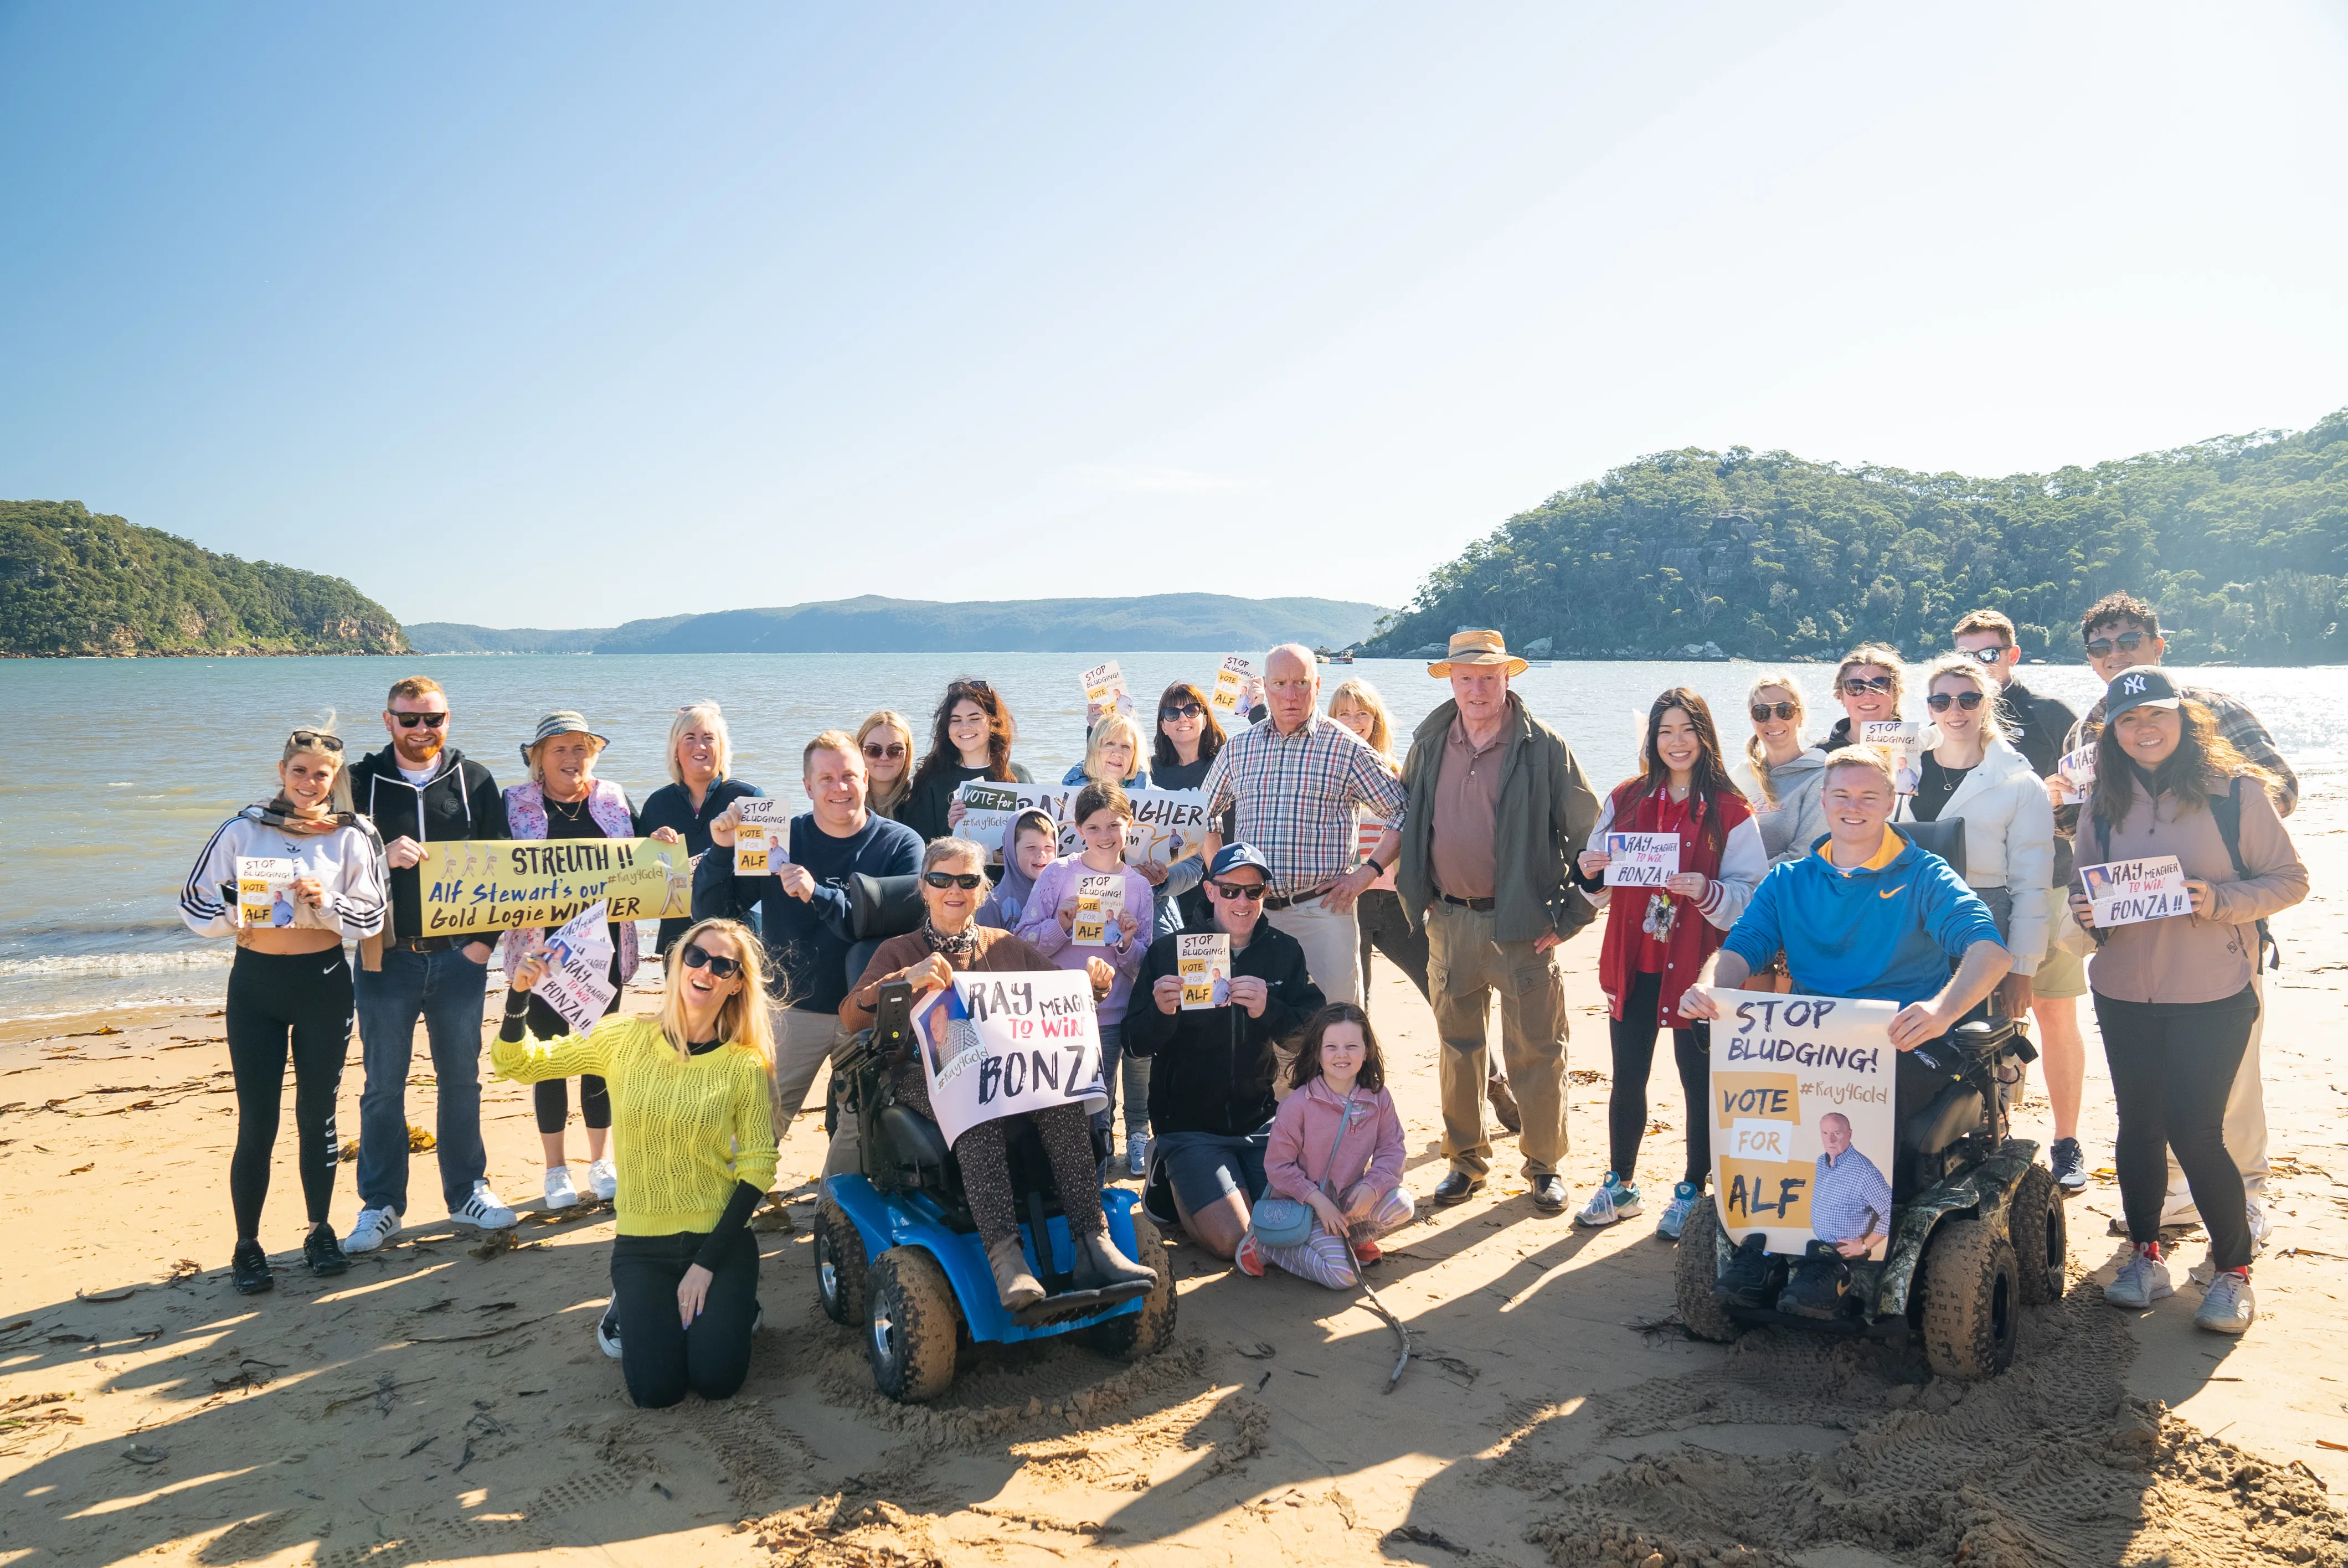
left=748, top=1495, right=945, bottom=1567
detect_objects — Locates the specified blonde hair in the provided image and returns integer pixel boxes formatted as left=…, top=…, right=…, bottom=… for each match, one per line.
left=855, top=710, right=916, bottom=817
left=1833, top=643, right=1908, bottom=713
left=666, top=703, right=733, bottom=786
left=1326, top=678, right=1395, bottom=764
left=526, top=733, right=605, bottom=787
left=1082, top=713, right=1146, bottom=783
left=281, top=714, right=355, bottom=813
left=656, top=918, right=775, bottom=1067
left=1742, top=670, right=1808, bottom=807
left=1919, top=654, right=2006, bottom=742
left=803, top=729, right=862, bottom=777
left=1820, top=744, right=1898, bottom=792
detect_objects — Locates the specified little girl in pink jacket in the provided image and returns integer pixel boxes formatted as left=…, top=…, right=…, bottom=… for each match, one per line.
left=1237, top=1003, right=1414, bottom=1288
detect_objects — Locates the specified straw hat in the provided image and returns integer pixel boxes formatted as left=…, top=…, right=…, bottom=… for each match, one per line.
left=1427, top=629, right=1528, bottom=678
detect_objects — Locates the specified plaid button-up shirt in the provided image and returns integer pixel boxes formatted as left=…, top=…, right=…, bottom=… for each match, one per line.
left=1201, top=713, right=1409, bottom=899
left=2068, top=685, right=2298, bottom=817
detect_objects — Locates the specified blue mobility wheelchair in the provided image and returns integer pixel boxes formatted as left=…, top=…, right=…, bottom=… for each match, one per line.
left=812, top=877, right=1176, bottom=1404
left=1671, top=818, right=2069, bottom=1380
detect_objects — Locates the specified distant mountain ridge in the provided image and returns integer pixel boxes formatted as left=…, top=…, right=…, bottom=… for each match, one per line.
left=1, top=499, right=404, bottom=657
left=406, top=594, right=1384, bottom=655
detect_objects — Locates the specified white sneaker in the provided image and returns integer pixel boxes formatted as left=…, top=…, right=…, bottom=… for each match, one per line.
left=596, top=1303, right=622, bottom=1360
left=2244, top=1196, right=2269, bottom=1257
left=544, top=1166, right=580, bottom=1210
left=586, top=1158, right=618, bottom=1202
left=343, top=1205, right=401, bottom=1254
left=2104, top=1246, right=2174, bottom=1309
left=2195, top=1270, right=2256, bottom=1334
left=451, top=1180, right=516, bottom=1231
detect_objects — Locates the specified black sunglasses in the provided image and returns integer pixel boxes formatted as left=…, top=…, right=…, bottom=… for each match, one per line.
left=1926, top=690, right=1987, bottom=713
left=1209, top=880, right=1267, bottom=901
left=1749, top=700, right=1797, bottom=722
left=862, top=741, right=907, bottom=759
left=1160, top=702, right=1204, bottom=721
left=392, top=711, right=447, bottom=729
left=1840, top=675, right=1895, bottom=696
left=923, top=870, right=986, bottom=890
left=681, top=942, right=742, bottom=979
left=2084, top=630, right=2150, bottom=657
left=289, top=729, right=345, bottom=751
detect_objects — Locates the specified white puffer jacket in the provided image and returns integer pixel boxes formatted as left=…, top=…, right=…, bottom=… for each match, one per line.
left=1897, top=736, right=2054, bottom=974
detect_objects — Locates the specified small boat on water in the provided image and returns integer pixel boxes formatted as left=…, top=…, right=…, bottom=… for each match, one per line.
left=1314, top=647, right=1355, bottom=664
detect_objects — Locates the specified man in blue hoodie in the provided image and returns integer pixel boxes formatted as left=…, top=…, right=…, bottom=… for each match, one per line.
left=1681, top=745, right=2010, bottom=1315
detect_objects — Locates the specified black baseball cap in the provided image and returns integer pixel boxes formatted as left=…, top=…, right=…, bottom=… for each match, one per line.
left=2102, top=666, right=2182, bottom=723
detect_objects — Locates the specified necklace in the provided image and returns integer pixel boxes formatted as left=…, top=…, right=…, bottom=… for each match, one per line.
left=545, top=792, right=590, bottom=823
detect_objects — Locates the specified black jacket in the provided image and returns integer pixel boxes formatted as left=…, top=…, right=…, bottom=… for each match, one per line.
left=1996, top=675, right=2080, bottom=781
left=1123, top=921, right=1324, bottom=1137
left=347, top=744, right=510, bottom=940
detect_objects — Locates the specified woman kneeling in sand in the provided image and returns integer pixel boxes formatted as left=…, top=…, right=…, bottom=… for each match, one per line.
left=497, top=917, right=774, bottom=1408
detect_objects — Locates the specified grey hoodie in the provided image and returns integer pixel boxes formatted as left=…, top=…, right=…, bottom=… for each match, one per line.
left=1747, top=746, right=1830, bottom=864
left=977, top=807, right=1059, bottom=929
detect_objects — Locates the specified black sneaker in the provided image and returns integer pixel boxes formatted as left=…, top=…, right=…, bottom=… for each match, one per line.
left=1713, top=1234, right=1784, bottom=1312
left=231, top=1240, right=275, bottom=1295
left=2051, top=1137, right=2086, bottom=1193
left=303, top=1224, right=351, bottom=1278
left=1776, top=1243, right=1850, bottom=1319
left=596, top=1303, right=622, bottom=1360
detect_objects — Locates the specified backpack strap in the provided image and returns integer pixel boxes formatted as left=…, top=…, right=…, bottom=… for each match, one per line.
left=2210, top=776, right=2280, bottom=971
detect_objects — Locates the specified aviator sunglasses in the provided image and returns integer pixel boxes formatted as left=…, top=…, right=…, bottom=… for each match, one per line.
left=1961, top=644, right=2009, bottom=666
left=2084, top=630, right=2150, bottom=658
left=862, top=741, right=908, bottom=760
left=1749, top=700, right=1798, bottom=722
left=1209, top=880, right=1267, bottom=901
left=681, top=942, right=742, bottom=979
left=1925, top=690, right=1987, bottom=713
left=392, top=711, right=447, bottom=729
left=1839, top=675, right=1895, bottom=697
left=923, top=870, right=986, bottom=890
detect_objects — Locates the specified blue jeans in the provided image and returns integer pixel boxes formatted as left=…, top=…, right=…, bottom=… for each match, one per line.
left=355, top=945, right=490, bottom=1216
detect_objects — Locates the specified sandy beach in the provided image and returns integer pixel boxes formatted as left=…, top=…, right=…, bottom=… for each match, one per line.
left=4, top=773, right=2345, bottom=1568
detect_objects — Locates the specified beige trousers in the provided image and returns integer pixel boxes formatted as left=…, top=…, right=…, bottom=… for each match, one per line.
left=770, top=1002, right=843, bottom=1153
left=1426, top=900, right=1568, bottom=1179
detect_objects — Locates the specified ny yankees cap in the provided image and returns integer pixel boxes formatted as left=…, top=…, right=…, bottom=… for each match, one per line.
left=2102, top=666, right=2182, bottom=723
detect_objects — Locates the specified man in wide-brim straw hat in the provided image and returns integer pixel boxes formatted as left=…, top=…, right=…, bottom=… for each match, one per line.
left=1394, top=630, right=1599, bottom=1215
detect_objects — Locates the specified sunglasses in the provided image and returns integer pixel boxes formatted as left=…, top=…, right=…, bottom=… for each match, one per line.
left=1749, top=701, right=1797, bottom=723
left=862, top=742, right=908, bottom=760
left=1840, top=675, right=1896, bottom=697
left=1926, top=690, right=1987, bottom=713
left=2084, top=630, right=2150, bottom=657
left=289, top=729, right=345, bottom=751
left=1961, top=645, right=2009, bottom=666
left=681, top=942, right=742, bottom=979
left=1160, top=702, right=1204, bottom=720
left=1209, top=880, right=1267, bottom=901
left=923, top=870, right=986, bottom=890
left=392, top=711, right=448, bottom=729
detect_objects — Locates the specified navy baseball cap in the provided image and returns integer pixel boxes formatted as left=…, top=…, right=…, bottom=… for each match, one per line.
left=1208, top=843, right=1271, bottom=881
left=2103, top=666, right=2182, bottom=723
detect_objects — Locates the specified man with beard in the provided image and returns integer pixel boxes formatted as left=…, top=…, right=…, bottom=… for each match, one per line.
left=343, top=675, right=518, bottom=1252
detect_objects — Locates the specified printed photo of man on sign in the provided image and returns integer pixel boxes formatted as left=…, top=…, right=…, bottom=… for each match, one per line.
left=912, top=970, right=1108, bottom=1148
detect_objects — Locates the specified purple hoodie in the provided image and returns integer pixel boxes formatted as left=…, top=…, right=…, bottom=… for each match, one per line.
left=1013, top=854, right=1153, bottom=1024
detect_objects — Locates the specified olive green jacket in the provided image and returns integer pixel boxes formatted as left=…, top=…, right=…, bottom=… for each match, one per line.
left=1396, top=692, right=1600, bottom=946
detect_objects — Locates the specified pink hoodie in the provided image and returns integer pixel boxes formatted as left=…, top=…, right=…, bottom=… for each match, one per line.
left=1265, top=1076, right=1406, bottom=1203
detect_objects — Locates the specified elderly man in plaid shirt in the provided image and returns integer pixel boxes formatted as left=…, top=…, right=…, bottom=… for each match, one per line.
left=1199, top=644, right=1407, bottom=1020
left=2056, top=591, right=2296, bottom=1252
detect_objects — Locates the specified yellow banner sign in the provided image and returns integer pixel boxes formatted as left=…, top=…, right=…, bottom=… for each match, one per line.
left=415, top=839, right=694, bottom=936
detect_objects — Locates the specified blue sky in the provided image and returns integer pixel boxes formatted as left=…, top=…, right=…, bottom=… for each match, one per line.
left=4, top=3, right=2345, bottom=628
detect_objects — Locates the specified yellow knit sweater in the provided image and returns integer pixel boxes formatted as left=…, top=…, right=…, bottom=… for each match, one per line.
left=491, top=1016, right=776, bottom=1237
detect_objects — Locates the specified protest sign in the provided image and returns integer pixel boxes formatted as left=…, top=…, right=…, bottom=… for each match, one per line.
left=533, top=901, right=617, bottom=1036
left=913, top=969, right=1106, bottom=1147
left=1072, top=873, right=1125, bottom=946
left=1177, top=932, right=1229, bottom=1009
left=1081, top=661, right=1132, bottom=725
left=235, top=857, right=326, bottom=930
left=1210, top=654, right=1258, bottom=719
left=415, top=838, right=693, bottom=937
left=733, top=799, right=789, bottom=876
left=2079, top=856, right=2192, bottom=928
left=1861, top=721, right=1924, bottom=795
left=2054, top=744, right=2098, bottom=803
left=1706, top=988, right=1899, bottom=1261
left=1603, top=832, right=1681, bottom=887
left=1125, top=787, right=1211, bottom=867
left=955, top=781, right=1080, bottom=857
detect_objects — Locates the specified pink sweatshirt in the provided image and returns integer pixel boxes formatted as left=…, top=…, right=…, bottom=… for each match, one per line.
left=1013, top=855, right=1154, bottom=1025
left=1266, top=1077, right=1406, bottom=1203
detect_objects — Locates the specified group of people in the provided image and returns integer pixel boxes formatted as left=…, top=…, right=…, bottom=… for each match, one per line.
left=177, top=587, right=2309, bottom=1408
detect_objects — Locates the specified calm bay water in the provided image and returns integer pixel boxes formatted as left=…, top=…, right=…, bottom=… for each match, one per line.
left=1, top=652, right=2337, bottom=1020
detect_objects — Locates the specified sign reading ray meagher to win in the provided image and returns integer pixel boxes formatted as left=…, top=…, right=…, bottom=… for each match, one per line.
left=914, top=969, right=1108, bottom=1146
left=1706, top=988, right=1900, bottom=1261
left=415, top=838, right=694, bottom=936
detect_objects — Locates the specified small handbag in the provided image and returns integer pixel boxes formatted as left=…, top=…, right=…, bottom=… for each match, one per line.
left=1249, top=1090, right=1355, bottom=1247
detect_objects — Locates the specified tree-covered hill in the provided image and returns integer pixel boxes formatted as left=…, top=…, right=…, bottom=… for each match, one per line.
left=0, top=500, right=405, bottom=657
left=1364, top=410, right=2348, bottom=665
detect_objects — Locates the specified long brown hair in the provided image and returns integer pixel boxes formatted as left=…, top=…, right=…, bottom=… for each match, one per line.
left=909, top=678, right=1018, bottom=796
left=2090, top=697, right=2279, bottom=832
left=1621, top=687, right=1745, bottom=853
left=1151, top=680, right=1227, bottom=772
left=1292, top=1003, right=1386, bottom=1094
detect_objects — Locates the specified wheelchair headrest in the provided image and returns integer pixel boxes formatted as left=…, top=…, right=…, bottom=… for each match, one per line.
left=1899, top=816, right=1967, bottom=879
left=847, top=873, right=925, bottom=941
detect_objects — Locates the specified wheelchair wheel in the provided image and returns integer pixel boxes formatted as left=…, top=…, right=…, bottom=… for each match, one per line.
left=1087, top=1213, right=1177, bottom=1360
left=813, top=1195, right=869, bottom=1327
left=866, top=1246, right=961, bottom=1403
left=1920, top=1220, right=2019, bottom=1380
left=2009, top=1163, right=2067, bottom=1306
left=1672, top=1194, right=1738, bottom=1344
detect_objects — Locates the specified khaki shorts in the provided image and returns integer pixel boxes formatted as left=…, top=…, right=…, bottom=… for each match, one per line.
left=2030, top=942, right=2087, bottom=1000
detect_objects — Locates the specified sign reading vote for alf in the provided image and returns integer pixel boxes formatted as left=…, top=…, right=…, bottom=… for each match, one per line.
left=416, top=838, right=694, bottom=937
left=2079, top=856, right=2192, bottom=928
left=913, top=969, right=1108, bottom=1147
left=1706, top=988, right=1899, bottom=1262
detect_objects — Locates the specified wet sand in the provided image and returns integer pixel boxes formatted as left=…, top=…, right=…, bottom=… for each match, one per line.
left=4, top=775, right=2346, bottom=1567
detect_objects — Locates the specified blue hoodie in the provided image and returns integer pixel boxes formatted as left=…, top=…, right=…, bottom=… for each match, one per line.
left=1722, top=829, right=2001, bottom=1005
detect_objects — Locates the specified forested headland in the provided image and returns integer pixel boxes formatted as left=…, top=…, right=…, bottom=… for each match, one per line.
left=0, top=501, right=405, bottom=657
left=1364, top=409, right=2348, bottom=664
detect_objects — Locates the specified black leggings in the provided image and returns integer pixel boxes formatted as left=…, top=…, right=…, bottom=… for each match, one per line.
left=609, top=1229, right=760, bottom=1407
left=1606, top=970, right=1709, bottom=1186
left=2094, top=985, right=2258, bottom=1271
left=893, top=1062, right=1105, bottom=1252
left=528, top=987, right=614, bottom=1135
left=225, top=946, right=353, bottom=1237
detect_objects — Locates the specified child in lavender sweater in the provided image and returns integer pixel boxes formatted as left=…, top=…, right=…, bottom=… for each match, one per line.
left=1015, top=781, right=1154, bottom=1145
